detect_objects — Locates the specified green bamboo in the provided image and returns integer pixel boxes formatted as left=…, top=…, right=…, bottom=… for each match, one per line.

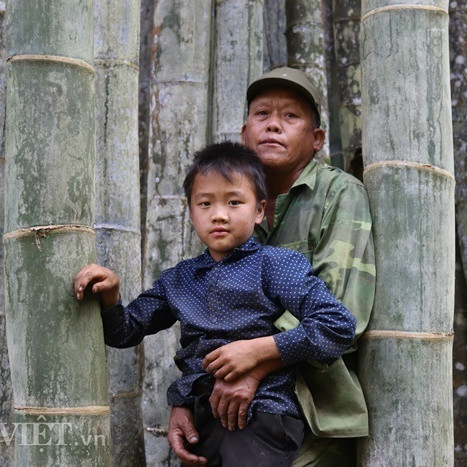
left=0, top=2, right=13, bottom=464
left=94, top=1, right=145, bottom=465
left=359, top=1, right=454, bottom=464
left=332, top=0, right=362, bottom=175
left=4, top=1, right=111, bottom=465
left=286, top=0, right=329, bottom=161
left=142, top=1, right=211, bottom=463
left=211, top=0, right=263, bottom=142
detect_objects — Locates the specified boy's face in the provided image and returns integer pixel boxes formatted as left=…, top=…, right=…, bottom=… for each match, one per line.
left=189, top=170, right=265, bottom=262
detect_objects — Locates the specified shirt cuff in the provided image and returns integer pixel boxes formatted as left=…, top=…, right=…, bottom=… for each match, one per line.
left=273, top=326, right=313, bottom=365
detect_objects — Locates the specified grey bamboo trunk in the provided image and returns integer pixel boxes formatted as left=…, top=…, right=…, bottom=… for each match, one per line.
left=94, top=1, right=145, bottom=465
left=142, top=1, right=211, bottom=463
left=211, top=0, right=263, bottom=142
left=332, top=0, right=362, bottom=173
left=359, top=1, right=455, bottom=465
left=4, top=1, right=111, bottom=465
left=0, top=2, right=13, bottom=464
left=286, top=0, right=329, bottom=161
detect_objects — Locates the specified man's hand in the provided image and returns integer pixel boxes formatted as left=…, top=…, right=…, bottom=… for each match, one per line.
left=73, top=263, right=120, bottom=310
left=168, top=406, right=207, bottom=466
left=209, top=369, right=262, bottom=431
left=202, top=336, right=279, bottom=381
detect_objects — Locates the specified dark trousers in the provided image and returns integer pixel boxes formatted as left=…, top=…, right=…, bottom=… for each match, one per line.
left=189, top=396, right=305, bottom=467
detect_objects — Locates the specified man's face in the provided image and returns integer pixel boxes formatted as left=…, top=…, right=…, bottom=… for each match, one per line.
left=241, top=86, right=324, bottom=176
left=189, top=171, right=265, bottom=262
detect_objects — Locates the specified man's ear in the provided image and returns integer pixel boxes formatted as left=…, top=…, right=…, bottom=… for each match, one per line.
left=241, top=124, right=247, bottom=145
left=313, top=128, right=325, bottom=152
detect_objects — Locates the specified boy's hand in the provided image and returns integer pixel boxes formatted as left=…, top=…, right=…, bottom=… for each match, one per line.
left=74, top=264, right=120, bottom=310
left=202, top=336, right=279, bottom=381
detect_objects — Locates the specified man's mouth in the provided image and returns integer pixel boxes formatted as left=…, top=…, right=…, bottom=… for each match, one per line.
left=260, top=138, right=283, bottom=147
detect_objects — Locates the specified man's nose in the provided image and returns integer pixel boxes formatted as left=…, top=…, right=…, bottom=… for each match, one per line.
left=266, top=116, right=281, bottom=133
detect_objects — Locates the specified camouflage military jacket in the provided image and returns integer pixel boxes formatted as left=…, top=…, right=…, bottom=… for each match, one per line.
left=255, top=159, right=376, bottom=438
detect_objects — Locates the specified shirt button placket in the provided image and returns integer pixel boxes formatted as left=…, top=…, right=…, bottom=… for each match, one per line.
left=207, top=264, right=221, bottom=323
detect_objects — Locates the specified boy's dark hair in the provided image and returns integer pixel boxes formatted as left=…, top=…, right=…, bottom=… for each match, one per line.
left=183, top=141, right=267, bottom=203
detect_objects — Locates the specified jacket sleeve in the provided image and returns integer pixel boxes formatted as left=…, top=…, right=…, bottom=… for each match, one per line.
left=312, top=178, right=375, bottom=343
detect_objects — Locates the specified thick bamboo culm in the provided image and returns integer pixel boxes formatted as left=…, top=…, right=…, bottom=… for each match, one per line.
left=142, top=1, right=211, bottom=463
left=0, top=2, right=12, bottom=464
left=359, top=1, right=455, bottom=465
left=94, top=1, right=145, bottom=465
left=4, top=1, right=111, bottom=465
left=211, top=0, right=263, bottom=143
left=286, top=0, right=330, bottom=160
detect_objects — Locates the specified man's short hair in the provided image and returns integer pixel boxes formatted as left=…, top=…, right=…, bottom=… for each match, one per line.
left=246, top=66, right=321, bottom=128
left=183, top=141, right=267, bottom=204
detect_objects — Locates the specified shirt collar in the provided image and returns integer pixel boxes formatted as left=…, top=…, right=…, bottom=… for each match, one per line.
left=194, top=236, right=261, bottom=271
left=290, top=159, right=318, bottom=192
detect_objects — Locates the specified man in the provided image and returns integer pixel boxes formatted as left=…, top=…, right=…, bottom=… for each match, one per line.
left=168, top=67, right=376, bottom=466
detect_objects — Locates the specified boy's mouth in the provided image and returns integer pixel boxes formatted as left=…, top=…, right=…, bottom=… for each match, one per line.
left=211, top=227, right=229, bottom=237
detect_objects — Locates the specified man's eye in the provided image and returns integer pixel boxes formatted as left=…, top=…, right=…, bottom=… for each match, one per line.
left=285, top=112, right=297, bottom=118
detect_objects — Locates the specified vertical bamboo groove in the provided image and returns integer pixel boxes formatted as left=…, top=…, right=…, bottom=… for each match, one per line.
left=359, top=1, right=454, bottom=465
left=0, top=2, right=13, bottom=464
left=4, top=2, right=111, bottom=465
left=94, top=1, right=145, bottom=465
left=143, top=1, right=211, bottom=463
left=286, top=0, right=329, bottom=160
left=211, top=0, right=263, bottom=142
left=332, top=0, right=362, bottom=174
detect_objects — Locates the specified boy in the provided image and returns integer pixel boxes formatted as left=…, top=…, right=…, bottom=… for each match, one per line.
left=74, top=141, right=356, bottom=466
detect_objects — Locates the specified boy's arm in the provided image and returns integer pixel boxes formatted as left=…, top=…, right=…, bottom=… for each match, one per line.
left=203, top=250, right=356, bottom=380
left=74, top=263, right=176, bottom=348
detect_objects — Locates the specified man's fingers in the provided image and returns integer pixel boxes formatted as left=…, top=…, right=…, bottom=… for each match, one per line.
left=169, top=432, right=207, bottom=466
left=237, top=402, right=249, bottom=430
left=226, top=399, right=240, bottom=431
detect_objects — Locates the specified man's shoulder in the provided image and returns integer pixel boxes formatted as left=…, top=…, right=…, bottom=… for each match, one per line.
left=314, top=163, right=365, bottom=189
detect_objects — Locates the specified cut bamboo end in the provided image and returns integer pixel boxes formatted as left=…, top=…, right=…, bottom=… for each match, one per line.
left=362, top=5, right=449, bottom=23
left=3, top=224, right=95, bottom=242
left=362, top=330, right=454, bottom=341
left=7, top=54, right=95, bottom=74
left=364, top=160, right=455, bottom=180
left=14, top=405, right=110, bottom=416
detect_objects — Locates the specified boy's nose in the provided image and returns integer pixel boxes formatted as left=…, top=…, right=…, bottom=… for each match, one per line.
left=212, top=207, right=228, bottom=222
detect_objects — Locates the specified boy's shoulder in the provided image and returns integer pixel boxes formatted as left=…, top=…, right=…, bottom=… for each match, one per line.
left=259, top=244, right=311, bottom=267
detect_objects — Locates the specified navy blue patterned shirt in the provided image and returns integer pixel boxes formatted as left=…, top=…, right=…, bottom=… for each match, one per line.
left=101, top=236, right=356, bottom=419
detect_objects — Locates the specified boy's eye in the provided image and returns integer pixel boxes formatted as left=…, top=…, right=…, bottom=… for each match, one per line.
left=229, top=200, right=242, bottom=206
left=199, top=201, right=211, bottom=207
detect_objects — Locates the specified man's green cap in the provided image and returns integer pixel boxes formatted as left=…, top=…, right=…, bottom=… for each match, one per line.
left=246, top=67, right=321, bottom=126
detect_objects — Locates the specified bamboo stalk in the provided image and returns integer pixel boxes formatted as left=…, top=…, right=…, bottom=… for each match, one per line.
left=4, top=1, right=111, bottom=464
left=142, top=1, right=211, bottom=463
left=286, top=0, right=330, bottom=161
left=0, top=2, right=12, bottom=464
left=332, top=0, right=362, bottom=175
left=211, top=0, right=263, bottom=142
left=94, top=1, right=145, bottom=465
left=359, top=1, right=455, bottom=464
